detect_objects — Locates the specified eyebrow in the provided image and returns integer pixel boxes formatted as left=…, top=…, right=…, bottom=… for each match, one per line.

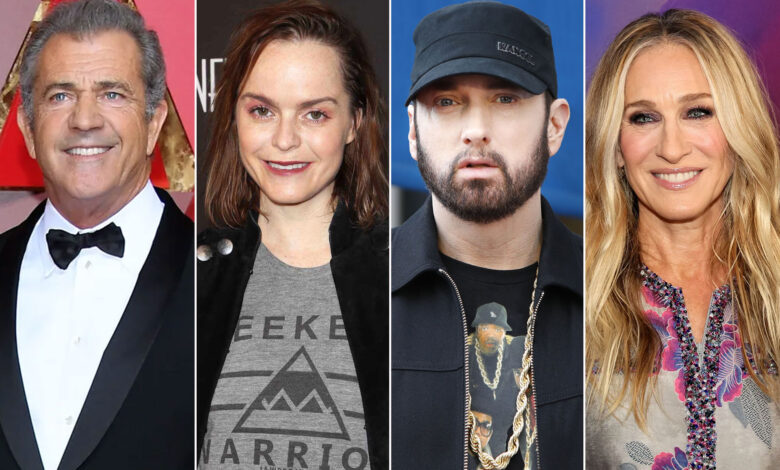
left=40, top=80, right=134, bottom=97
left=95, top=80, right=133, bottom=94
left=239, top=92, right=339, bottom=109
left=41, top=82, right=75, bottom=97
left=624, top=92, right=713, bottom=110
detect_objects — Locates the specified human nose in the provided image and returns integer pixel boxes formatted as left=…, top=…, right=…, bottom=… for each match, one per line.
left=657, top=120, right=691, bottom=163
left=68, top=96, right=104, bottom=131
left=461, top=105, right=491, bottom=147
left=272, top=116, right=300, bottom=151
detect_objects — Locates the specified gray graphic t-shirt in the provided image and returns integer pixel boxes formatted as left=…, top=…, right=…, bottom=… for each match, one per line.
left=201, top=244, right=370, bottom=470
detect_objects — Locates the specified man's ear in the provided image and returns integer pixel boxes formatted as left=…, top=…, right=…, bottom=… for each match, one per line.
left=546, top=98, right=570, bottom=157
left=145, top=99, right=168, bottom=156
left=17, top=109, right=37, bottom=160
left=408, top=103, right=418, bottom=161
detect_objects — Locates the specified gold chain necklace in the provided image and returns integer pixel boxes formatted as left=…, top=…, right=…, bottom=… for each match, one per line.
left=468, top=268, right=539, bottom=470
left=475, top=335, right=504, bottom=398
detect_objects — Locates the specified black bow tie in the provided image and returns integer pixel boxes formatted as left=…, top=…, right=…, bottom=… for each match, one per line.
left=46, top=223, right=125, bottom=270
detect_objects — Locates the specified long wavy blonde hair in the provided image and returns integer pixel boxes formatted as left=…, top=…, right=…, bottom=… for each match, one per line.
left=586, top=9, right=780, bottom=427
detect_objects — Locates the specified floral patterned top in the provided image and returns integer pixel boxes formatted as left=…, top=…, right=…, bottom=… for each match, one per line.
left=587, top=267, right=779, bottom=469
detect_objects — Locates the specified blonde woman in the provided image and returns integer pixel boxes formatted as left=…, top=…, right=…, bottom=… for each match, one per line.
left=586, top=9, right=780, bottom=469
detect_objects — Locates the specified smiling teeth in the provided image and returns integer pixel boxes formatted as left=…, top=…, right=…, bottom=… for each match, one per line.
left=655, top=170, right=700, bottom=183
left=66, top=147, right=110, bottom=156
left=268, top=162, right=307, bottom=170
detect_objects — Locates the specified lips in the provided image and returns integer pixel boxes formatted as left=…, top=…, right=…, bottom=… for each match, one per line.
left=267, top=161, right=308, bottom=170
left=263, top=160, right=311, bottom=175
left=457, top=156, right=498, bottom=170
left=64, top=146, right=113, bottom=156
left=453, top=155, right=503, bottom=181
left=651, top=168, right=702, bottom=189
left=653, top=170, right=700, bottom=183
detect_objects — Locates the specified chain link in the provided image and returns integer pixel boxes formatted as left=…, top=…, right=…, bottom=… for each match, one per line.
left=467, top=268, right=539, bottom=470
left=475, top=336, right=504, bottom=392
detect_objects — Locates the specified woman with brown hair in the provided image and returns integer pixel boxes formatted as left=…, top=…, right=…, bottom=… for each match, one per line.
left=586, top=9, right=780, bottom=469
left=196, top=1, right=387, bottom=468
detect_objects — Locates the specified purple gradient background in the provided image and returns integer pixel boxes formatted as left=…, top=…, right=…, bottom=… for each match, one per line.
left=587, top=0, right=780, bottom=112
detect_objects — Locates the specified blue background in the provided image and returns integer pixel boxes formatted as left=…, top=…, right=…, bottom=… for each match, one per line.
left=391, top=0, right=584, bottom=217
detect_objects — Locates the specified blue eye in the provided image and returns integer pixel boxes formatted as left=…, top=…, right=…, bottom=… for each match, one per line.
left=497, top=95, right=515, bottom=104
left=629, top=112, right=656, bottom=124
left=105, top=91, right=121, bottom=100
left=687, top=107, right=712, bottom=119
left=52, top=92, right=67, bottom=102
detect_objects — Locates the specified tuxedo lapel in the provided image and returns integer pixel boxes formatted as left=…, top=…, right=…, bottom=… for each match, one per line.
left=0, top=204, right=46, bottom=470
left=57, top=190, right=191, bottom=470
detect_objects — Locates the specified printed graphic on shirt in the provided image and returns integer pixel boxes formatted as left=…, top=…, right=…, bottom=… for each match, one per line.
left=469, top=302, right=536, bottom=470
left=233, top=346, right=349, bottom=439
left=202, top=325, right=369, bottom=469
left=201, top=247, right=370, bottom=470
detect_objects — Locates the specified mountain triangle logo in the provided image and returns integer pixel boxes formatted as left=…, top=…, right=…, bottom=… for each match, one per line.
left=233, top=346, right=350, bottom=440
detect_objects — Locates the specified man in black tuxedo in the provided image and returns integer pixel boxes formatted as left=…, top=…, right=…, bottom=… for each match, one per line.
left=0, top=1, right=193, bottom=469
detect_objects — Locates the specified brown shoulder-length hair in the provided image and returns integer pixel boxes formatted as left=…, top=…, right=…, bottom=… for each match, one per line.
left=203, top=0, right=388, bottom=229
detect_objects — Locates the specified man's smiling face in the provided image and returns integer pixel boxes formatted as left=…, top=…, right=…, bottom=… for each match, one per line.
left=18, top=30, right=167, bottom=224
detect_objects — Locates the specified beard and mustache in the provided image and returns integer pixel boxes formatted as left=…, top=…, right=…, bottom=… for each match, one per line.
left=415, top=117, right=549, bottom=224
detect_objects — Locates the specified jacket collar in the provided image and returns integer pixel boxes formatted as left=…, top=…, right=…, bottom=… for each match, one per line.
left=537, top=196, right=582, bottom=296
left=391, top=196, right=444, bottom=291
left=392, top=195, right=582, bottom=296
left=329, top=199, right=357, bottom=257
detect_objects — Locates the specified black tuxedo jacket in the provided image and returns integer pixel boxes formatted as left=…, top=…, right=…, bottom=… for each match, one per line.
left=0, top=189, right=194, bottom=470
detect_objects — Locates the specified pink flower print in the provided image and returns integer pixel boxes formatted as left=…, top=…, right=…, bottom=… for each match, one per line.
left=652, top=447, right=689, bottom=470
left=645, top=306, right=672, bottom=340
left=661, top=334, right=683, bottom=368
left=642, top=286, right=675, bottom=344
left=657, top=309, right=686, bottom=402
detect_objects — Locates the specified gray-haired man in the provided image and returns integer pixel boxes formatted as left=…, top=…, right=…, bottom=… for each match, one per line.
left=0, top=1, right=193, bottom=469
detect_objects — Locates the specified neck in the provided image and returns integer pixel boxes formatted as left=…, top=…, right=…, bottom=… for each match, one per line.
left=433, top=191, right=542, bottom=270
left=638, top=202, right=726, bottom=286
left=48, top=179, right=148, bottom=229
left=258, top=189, right=335, bottom=268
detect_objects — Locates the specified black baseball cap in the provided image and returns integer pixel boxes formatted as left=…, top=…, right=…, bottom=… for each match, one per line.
left=406, top=1, right=558, bottom=105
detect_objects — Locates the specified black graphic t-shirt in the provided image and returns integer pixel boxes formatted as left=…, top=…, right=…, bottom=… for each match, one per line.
left=201, top=244, right=370, bottom=470
left=441, top=254, right=537, bottom=470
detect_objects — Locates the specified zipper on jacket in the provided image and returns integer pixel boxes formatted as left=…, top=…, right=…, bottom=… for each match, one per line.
left=438, top=268, right=470, bottom=470
left=530, top=290, right=544, bottom=470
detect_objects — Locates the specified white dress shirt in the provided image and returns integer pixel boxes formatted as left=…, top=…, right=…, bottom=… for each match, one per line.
left=16, top=181, right=163, bottom=470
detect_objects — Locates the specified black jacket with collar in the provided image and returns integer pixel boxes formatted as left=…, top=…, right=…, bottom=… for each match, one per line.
left=0, top=188, right=194, bottom=470
left=197, top=202, right=388, bottom=469
left=391, top=196, right=582, bottom=469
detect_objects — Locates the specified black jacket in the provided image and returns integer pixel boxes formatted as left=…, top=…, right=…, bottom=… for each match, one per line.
left=197, top=202, right=388, bottom=469
left=391, top=196, right=582, bottom=469
left=0, top=189, right=194, bottom=470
